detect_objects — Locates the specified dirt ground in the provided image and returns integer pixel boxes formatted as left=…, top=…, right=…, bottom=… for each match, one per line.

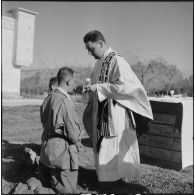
left=2, top=101, right=194, bottom=194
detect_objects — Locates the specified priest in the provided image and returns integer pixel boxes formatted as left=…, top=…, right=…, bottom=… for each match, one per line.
left=83, top=30, right=153, bottom=184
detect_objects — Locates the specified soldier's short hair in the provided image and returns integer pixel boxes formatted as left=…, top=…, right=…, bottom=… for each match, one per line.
left=57, top=67, right=75, bottom=84
left=49, top=77, right=58, bottom=90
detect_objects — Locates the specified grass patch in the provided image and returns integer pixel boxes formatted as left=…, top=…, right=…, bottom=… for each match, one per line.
left=2, top=104, right=193, bottom=194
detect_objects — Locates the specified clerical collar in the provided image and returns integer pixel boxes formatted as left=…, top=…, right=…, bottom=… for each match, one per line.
left=102, top=47, right=115, bottom=59
left=57, top=87, right=71, bottom=100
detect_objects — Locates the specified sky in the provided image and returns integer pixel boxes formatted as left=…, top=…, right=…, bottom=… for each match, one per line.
left=2, top=1, right=193, bottom=76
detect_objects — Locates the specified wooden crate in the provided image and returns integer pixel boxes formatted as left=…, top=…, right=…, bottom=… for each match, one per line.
left=152, top=113, right=176, bottom=125
left=138, top=100, right=183, bottom=170
left=149, top=124, right=181, bottom=138
left=139, top=134, right=181, bottom=151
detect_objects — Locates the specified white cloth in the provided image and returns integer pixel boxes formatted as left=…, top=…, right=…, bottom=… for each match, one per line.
left=96, top=48, right=153, bottom=120
left=90, top=47, right=152, bottom=181
left=97, top=103, right=140, bottom=181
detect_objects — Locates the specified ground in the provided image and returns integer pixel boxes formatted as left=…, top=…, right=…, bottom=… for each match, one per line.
left=2, top=102, right=194, bottom=194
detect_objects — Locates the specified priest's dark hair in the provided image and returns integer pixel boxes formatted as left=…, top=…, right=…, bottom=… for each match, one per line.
left=83, top=30, right=106, bottom=43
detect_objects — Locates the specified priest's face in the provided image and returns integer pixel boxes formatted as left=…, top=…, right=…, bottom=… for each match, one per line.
left=85, top=41, right=104, bottom=59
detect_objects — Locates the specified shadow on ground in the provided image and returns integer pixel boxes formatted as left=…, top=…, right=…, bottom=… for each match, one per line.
left=2, top=140, right=41, bottom=184
left=2, top=139, right=151, bottom=194
left=78, top=166, right=150, bottom=194
left=79, top=138, right=150, bottom=194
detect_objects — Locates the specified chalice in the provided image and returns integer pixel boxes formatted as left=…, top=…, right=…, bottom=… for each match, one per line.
left=74, top=78, right=91, bottom=95
left=83, top=78, right=91, bottom=92
left=83, top=78, right=91, bottom=86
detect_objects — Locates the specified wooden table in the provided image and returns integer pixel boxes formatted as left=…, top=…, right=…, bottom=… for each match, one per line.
left=138, top=97, right=193, bottom=170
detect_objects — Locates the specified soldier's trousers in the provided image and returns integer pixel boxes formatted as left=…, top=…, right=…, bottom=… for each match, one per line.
left=38, top=162, right=78, bottom=194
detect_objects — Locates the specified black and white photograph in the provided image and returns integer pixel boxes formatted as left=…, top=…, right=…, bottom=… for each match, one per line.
left=2, top=1, right=193, bottom=194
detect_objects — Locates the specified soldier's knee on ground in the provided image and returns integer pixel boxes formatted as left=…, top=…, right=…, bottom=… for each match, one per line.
left=34, top=186, right=56, bottom=194
left=50, top=169, right=78, bottom=194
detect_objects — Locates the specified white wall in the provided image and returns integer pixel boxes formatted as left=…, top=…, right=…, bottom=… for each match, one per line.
left=2, top=16, right=21, bottom=95
left=2, top=8, right=38, bottom=97
left=13, top=10, right=36, bottom=66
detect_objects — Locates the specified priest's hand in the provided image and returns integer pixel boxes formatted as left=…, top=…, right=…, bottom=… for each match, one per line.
left=84, top=84, right=97, bottom=92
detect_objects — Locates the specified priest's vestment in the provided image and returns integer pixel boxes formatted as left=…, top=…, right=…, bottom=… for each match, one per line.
left=86, top=48, right=153, bottom=181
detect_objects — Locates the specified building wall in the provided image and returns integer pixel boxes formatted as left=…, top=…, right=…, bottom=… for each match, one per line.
left=2, top=16, right=21, bottom=96
left=13, top=10, right=36, bottom=66
left=2, top=8, right=38, bottom=98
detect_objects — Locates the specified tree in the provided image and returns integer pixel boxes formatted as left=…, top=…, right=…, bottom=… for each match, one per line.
left=131, top=58, right=184, bottom=96
left=160, top=64, right=183, bottom=95
left=179, top=75, right=193, bottom=97
left=131, top=61, right=153, bottom=85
